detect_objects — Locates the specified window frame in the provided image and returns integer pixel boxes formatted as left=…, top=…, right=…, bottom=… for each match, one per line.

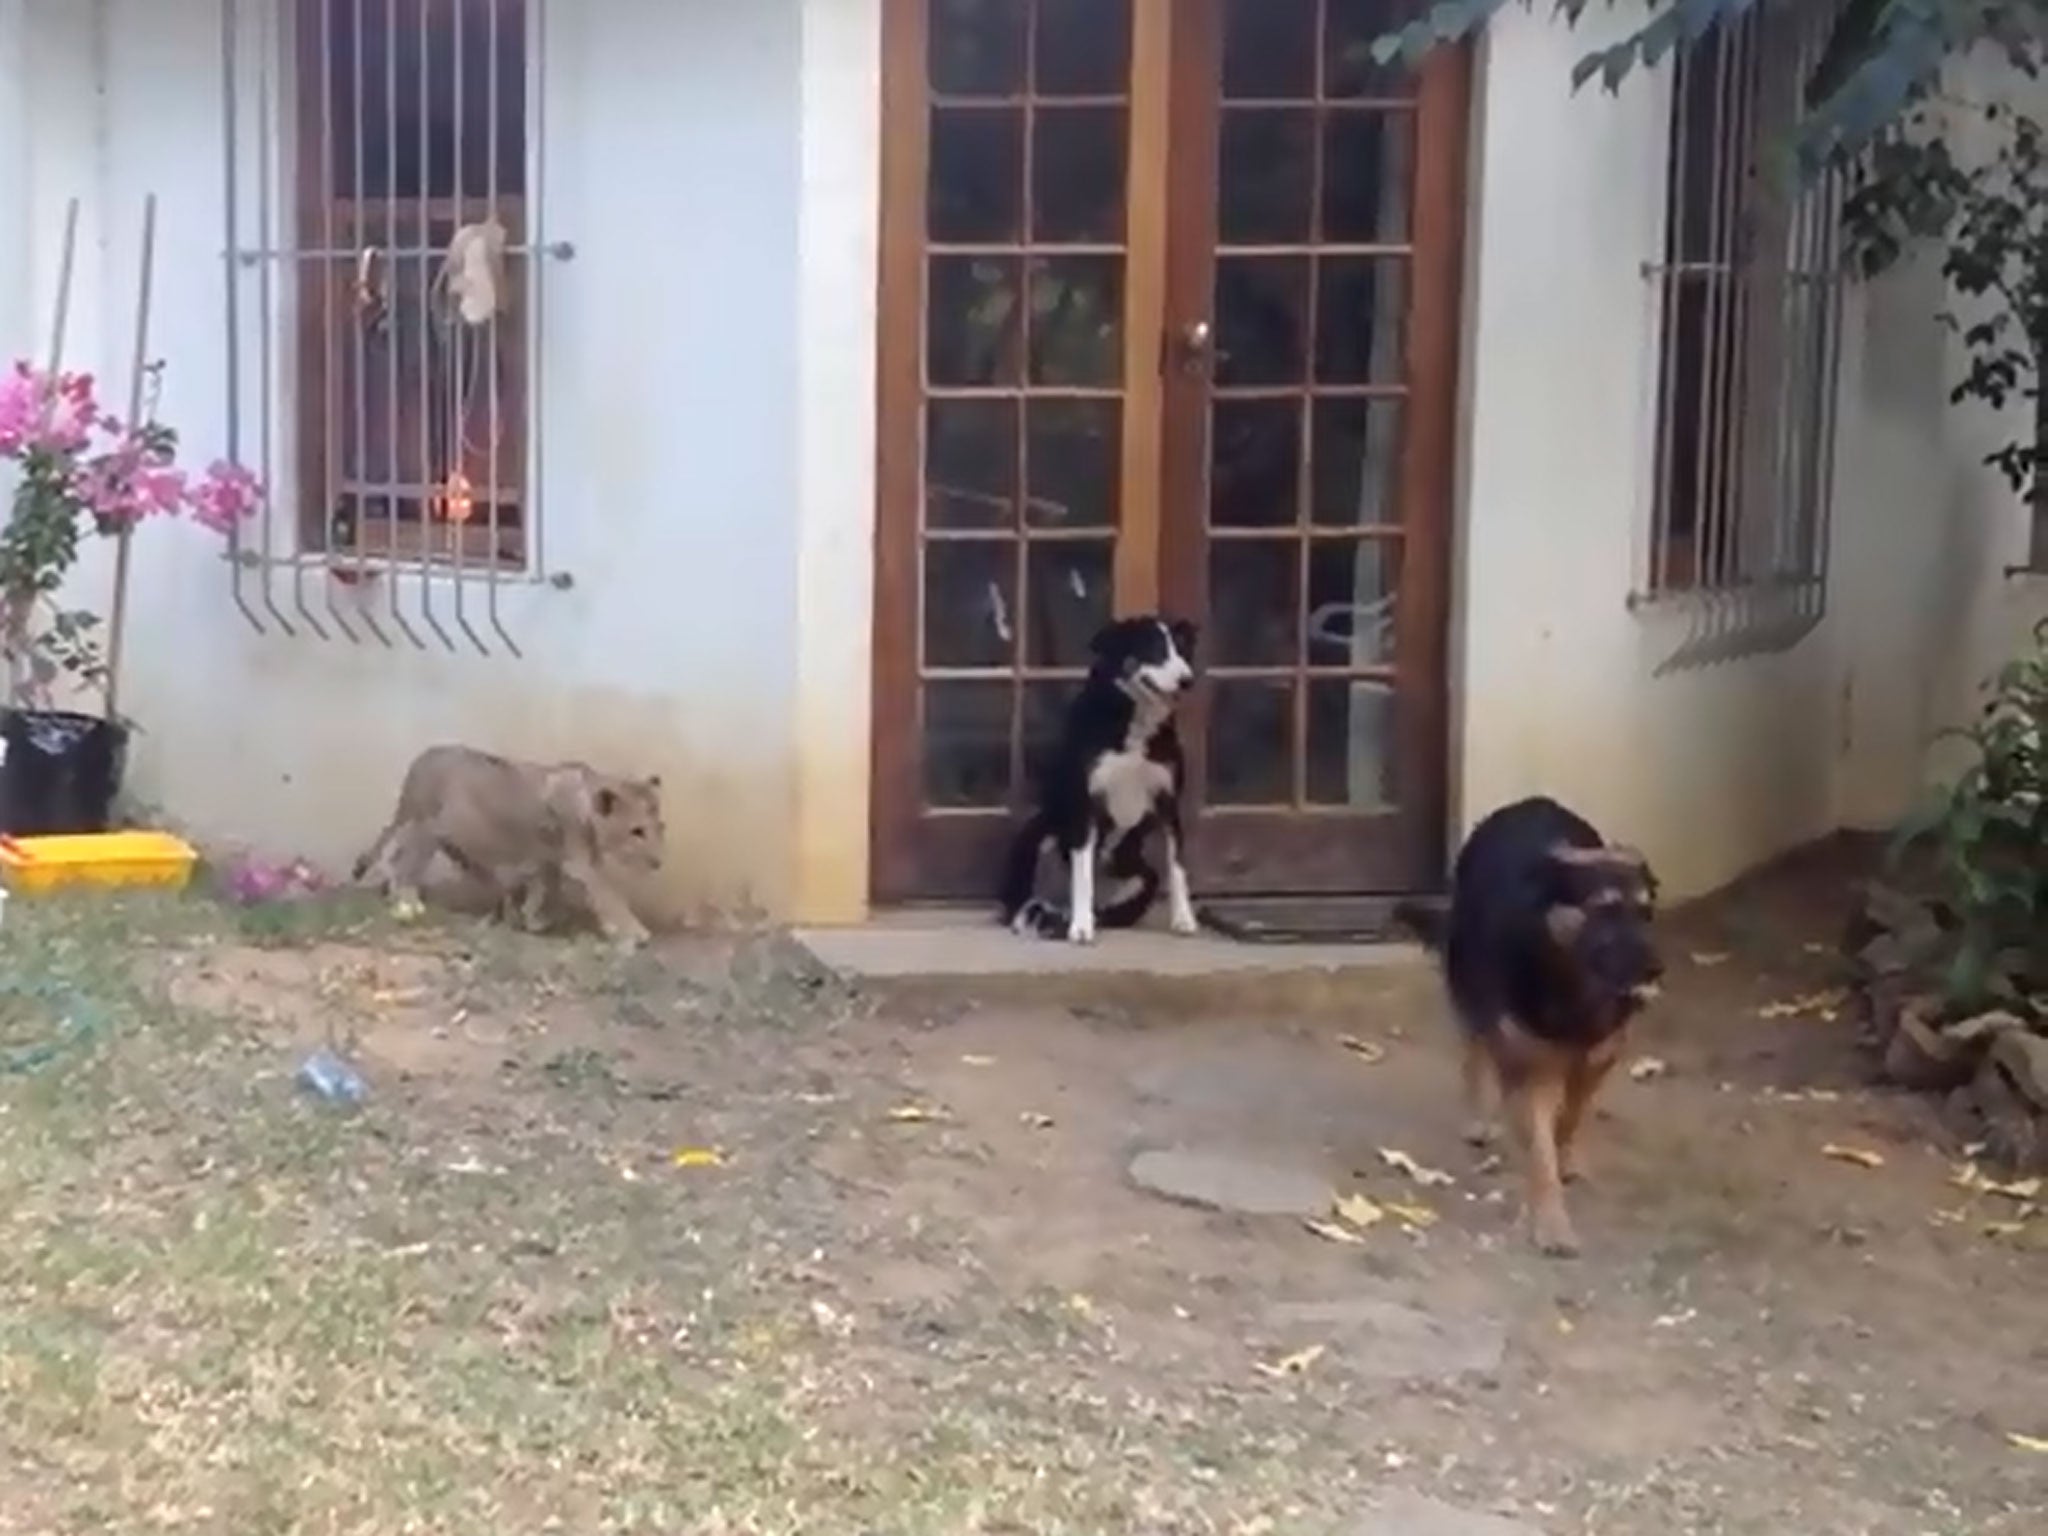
left=287, top=0, right=535, bottom=576
left=1642, top=2, right=1846, bottom=613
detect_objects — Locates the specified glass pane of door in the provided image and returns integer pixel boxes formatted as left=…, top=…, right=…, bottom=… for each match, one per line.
left=919, top=0, right=1134, bottom=817
left=1203, top=0, right=1414, bottom=812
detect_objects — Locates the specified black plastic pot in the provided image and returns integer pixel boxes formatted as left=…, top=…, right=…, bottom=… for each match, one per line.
left=0, top=708, right=129, bottom=836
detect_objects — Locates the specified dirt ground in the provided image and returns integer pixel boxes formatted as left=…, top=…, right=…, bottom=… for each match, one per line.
left=0, top=845, right=2040, bottom=1534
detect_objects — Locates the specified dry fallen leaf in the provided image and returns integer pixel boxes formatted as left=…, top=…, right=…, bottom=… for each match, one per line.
left=1953, top=1163, right=2043, bottom=1201
left=1334, top=1192, right=1386, bottom=1230
left=960, top=1054, right=996, bottom=1067
left=1757, top=989, right=1846, bottom=1022
left=1629, top=1056, right=1669, bottom=1082
left=1555, top=1317, right=1575, bottom=1335
left=671, top=1147, right=726, bottom=1169
left=885, top=1104, right=944, bottom=1124
left=1338, top=1035, right=1387, bottom=1064
left=1252, top=1343, right=1325, bottom=1379
left=1689, top=950, right=1731, bottom=967
left=1304, top=1218, right=1369, bottom=1246
left=1765, top=1087, right=1843, bottom=1104
left=2008, top=1432, right=2048, bottom=1454
left=1982, top=1220, right=2027, bottom=1240
left=810, top=1299, right=854, bottom=1338
left=1822, top=1143, right=1885, bottom=1169
left=1020, top=1111, right=1055, bottom=1129
left=1384, top=1199, right=1439, bottom=1230
left=1066, top=1293, right=1099, bottom=1321
left=1377, top=1147, right=1456, bottom=1187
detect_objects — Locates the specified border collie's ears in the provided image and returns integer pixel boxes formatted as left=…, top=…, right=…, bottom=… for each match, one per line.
left=1169, top=617, right=1199, bottom=662
left=1089, top=619, right=1135, bottom=658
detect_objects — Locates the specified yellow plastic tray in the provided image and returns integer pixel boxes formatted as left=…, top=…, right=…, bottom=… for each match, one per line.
left=0, top=830, right=199, bottom=895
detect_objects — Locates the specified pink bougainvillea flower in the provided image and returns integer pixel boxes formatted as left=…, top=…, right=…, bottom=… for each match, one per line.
left=188, top=459, right=264, bottom=533
left=0, top=362, right=111, bottom=458
left=0, top=367, right=37, bottom=454
left=2, top=357, right=264, bottom=534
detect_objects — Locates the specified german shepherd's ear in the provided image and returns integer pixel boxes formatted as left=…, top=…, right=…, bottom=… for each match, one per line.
left=1547, top=840, right=1649, bottom=888
left=1169, top=618, right=1199, bottom=664
left=1612, top=847, right=1660, bottom=906
left=1547, top=842, right=1637, bottom=871
left=1572, top=842, right=1658, bottom=907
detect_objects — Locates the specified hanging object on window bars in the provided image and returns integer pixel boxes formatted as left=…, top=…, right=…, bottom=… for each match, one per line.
left=437, top=217, right=509, bottom=328
left=440, top=471, right=476, bottom=524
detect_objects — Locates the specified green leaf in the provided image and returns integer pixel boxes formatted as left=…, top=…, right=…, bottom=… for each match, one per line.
left=1573, top=0, right=1761, bottom=96
left=1371, top=0, right=1516, bottom=67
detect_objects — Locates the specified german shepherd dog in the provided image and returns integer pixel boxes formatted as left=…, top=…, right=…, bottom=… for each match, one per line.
left=1398, top=797, right=1663, bottom=1256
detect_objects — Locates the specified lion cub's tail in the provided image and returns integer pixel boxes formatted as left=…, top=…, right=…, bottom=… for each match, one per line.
left=351, top=823, right=397, bottom=886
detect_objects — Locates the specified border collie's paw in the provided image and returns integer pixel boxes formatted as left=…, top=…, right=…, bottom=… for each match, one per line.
left=1168, top=901, right=1199, bottom=937
left=1066, top=912, right=1097, bottom=945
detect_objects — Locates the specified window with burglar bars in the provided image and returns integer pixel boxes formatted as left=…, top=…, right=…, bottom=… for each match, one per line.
left=292, top=0, right=530, bottom=572
left=1645, top=1, right=1845, bottom=611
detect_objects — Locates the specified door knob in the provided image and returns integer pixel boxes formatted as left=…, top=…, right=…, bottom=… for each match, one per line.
left=1170, top=319, right=1215, bottom=373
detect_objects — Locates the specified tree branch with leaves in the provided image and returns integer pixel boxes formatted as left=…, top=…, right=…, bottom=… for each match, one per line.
left=1378, top=0, right=2045, bottom=169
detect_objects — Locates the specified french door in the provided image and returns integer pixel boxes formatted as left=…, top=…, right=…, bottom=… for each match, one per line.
left=872, top=0, right=1466, bottom=902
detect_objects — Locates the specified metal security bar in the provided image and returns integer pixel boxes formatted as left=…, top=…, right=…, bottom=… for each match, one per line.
left=222, top=0, right=569, bottom=655
left=1639, top=0, right=1846, bottom=670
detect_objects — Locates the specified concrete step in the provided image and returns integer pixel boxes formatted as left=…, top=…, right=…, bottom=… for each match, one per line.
left=794, top=909, right=1431, bottom=1020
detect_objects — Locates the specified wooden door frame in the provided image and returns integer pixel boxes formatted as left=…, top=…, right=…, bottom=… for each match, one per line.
left=869, top=0, right=1178, bottom=902
left=1157, top=5, right=1470, bottom=895
left=869, top=0, right=925, bottom=902
left=870, top=0, right=1472, bottom=903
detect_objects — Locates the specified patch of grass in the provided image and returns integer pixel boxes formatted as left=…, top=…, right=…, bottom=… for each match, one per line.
left=0, top=891, right=1381, bottom=1536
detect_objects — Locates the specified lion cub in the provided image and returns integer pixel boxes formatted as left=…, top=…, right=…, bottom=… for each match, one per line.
left=353, top=744, right=665, bottom=949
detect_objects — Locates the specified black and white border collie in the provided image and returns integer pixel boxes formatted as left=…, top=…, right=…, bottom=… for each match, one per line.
left=998, top=615, right=1200, bottom=944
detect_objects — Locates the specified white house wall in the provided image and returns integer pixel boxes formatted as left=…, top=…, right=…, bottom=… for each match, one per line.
left=1457, top=11, right=2048, bottom=900
left=0, top=0, right=2035, bottom=920
left=1457, top=6, right=1842, bottom=900
left=1827, top=54, right=2048, bottom=829
left=1, top=0, right=859, bottom=922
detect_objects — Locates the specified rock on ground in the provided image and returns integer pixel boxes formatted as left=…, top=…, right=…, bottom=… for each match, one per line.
left=1127, top=1145, right=1332, bottom=1216
left=1352, top=1490, right=1546, bottom=1535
